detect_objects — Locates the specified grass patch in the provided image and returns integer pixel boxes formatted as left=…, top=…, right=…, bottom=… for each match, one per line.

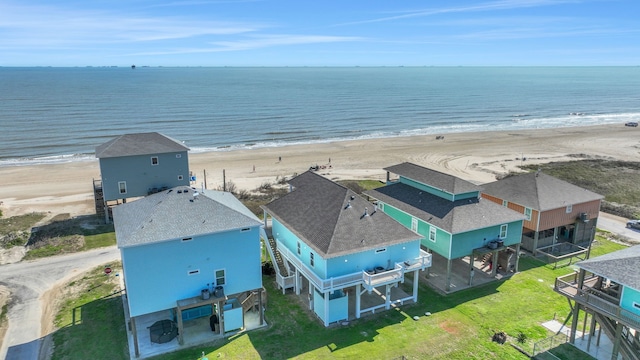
left=23, top=215, right=115, bottom=260
left=520, top=160, right=640, bottom=218
left=0, top=212, right=46, bottom=249
left=51, top=262, right=128, bottom=360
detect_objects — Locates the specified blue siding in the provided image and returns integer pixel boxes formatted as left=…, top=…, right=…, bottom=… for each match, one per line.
left=620, top=286, right=640, bottom=316
left=100, top=151, right=189, bottom=200
left=313, top=289, right=348, bottom=324
left=325, top=240, right=420, bottom=278
left=272, top=218, right=420, bottom=279
left=272, top=218, right=327, bottom=278
left=121, top=226, right=262, bottom=317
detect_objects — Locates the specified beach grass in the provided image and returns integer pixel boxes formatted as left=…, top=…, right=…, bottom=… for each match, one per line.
left=0, top=212, right=46, bottom=248
left=50, top=262, right=128, bottom=360
left=50, top=235, right=625, bottom=360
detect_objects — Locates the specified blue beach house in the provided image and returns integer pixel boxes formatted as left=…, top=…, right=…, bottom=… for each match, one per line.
left=555, top=245, right=640, bottom=360
left=95, top=132, right=190, bottom=222
left=113, top=186, right=264, bottom=357
left=262, top=171, right=431, bottom=327
left=365, top=162, right=525, bottom=293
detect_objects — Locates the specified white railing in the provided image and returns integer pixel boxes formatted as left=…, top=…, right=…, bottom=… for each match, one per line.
left=276, top=239, right=432, bottom=293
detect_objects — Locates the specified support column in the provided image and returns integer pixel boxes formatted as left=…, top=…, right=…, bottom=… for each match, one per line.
left=533, top=231, right=540, bottom=255
left=445, top=259, right=452, bottom=292
left=218, top=300, right=225, bottom=335
left=385, top=284, right=391, bottom=310
left=491, top=251, right=498, bottom=277
left=258, top=289, right=264, bottom=325
left=324, top=292, right=330, bottom=327
left=469, top=257, right=474, bottom=286
left=176, top=308, right=184, bottom=344
left=412, top=270, right=419, bottom=302
left=587, top=313, right=596, bottom=352
left=514, top=244, right=521, bottom=272
left=355, top=283, right=361, bottom=319
left=308, top=284, right=314, bottom=310
left=131, top=316, right=139, bottom=357
left=611, top=322, right=623, bottom=360
left=553, top=227, right=558, bottom=245
left=295, top=268, right=300, bottom=295
left=570, top=302, right=580, bottom=343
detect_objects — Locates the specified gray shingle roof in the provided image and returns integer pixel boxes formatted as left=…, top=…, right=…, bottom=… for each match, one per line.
left=577, top=245, right=640, bottom=291
left=482, top=172, right=603, bottom=211
left=114, top=186, right=262, bottom=248
left=384, top=162, right=482, bottom=195
left=365, top=183, right=525, bottom=234
left=261, top=171, right=422, bottom=259
left=95, top=132, right=189, bottom=158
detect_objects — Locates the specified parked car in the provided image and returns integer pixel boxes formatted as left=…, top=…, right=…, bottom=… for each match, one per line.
left=625, top=122, right=638, bottom=127
left=627, top=219, right=640, bottom=229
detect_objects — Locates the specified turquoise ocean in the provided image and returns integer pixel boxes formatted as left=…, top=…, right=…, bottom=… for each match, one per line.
left=1, top=67, right=639, bottom=167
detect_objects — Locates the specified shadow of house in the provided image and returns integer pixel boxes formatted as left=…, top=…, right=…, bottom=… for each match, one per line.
left=27, top=214, right=114, bottom=252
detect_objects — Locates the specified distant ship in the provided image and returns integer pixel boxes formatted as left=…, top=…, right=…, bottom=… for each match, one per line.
left=131, top=65, right=136, bottom=69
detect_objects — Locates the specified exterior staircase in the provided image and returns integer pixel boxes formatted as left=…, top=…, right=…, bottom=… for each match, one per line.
left=93, top=179, right=105, bottom=219
left=593, top=312, right=640, bottom=360
left=267, top=237, right=290, bottom=277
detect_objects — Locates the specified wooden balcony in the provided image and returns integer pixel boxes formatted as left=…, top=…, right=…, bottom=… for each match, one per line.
left=554, top=272, right=640, bottom=330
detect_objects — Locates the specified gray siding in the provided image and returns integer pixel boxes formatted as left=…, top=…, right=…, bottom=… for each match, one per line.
left=100, top=151, right=189, bottom=200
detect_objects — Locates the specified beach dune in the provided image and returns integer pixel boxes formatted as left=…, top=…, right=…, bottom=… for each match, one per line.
left=0, top=124, right=637, bottom=218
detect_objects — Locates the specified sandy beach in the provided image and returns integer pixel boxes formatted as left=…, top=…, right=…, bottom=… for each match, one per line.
left=0, top=124, right=637, bottom=218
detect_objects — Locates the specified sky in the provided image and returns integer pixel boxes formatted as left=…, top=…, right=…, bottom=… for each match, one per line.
left=1, top=0, right=638, bottom=67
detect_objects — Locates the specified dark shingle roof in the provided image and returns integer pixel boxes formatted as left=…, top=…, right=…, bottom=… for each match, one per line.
left=95, top=132, right=189, bottom=158
left=482, top=172, right=603, bottom=211
left=114, top=186, right=261, bottom=248
left=365, top=183, right=525, bottom=234
left=384, top=162, right=482, bottom=195
left=261, top=171, right=421, bottom=258
left=577, top=245, right=640, bottom=291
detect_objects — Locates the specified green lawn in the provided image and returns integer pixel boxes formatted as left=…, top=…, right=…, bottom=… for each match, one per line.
left=49, top=237, right=627, bottom=360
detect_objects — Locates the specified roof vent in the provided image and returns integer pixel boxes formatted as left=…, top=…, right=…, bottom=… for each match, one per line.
left=344, top=201, right=352, bottom=209
left=350, top=195, right=355, bottom=200
left=177, top=190, right=183, bottom=194
left=362, top=207, right=369, bottom=218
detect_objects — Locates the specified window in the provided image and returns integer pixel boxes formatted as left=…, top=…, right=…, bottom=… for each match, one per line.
left=181, top=237, right=192, bottom=242
left=241, top=227, right=250, bottom=232
left=310, top=252, right=315, bottom=267
left=151, top=156, right=159, bottom=165
left=502, top=200, right=508, bottom=207
left=176, top=154, right=181, bottom=158
left=215, top=269, right=226, bottom=286
left=524, top=208, right=532, bottom=221
left=500, top=224, right=508, bottom=239
left=188, top=269, right=200, bottom=275
left=634, top=302, right=640, bottom=310
left=375, top=248, right=387, bottom=253
left=566, top=204, right=573, bottom=213
left=429, top=226, right=437, bottom=242
left=118, top=181, right=127, bottom=194
left=178, top=175, right=184, bottom=181
left=411, top=218, right=418, bottom=232
left=297, top=242, right=301, bottom=255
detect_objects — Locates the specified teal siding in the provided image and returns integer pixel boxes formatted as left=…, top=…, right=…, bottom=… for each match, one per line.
left=397, top=177, right=480, bottom=201
left=100, top=150, right=189, bottom=200
left=272, top=218, right=327, bottom=278
left=449, top=220, right=523, bottom=259
left=121, top=226, right=262, bottom=317
left=313, top=289, right=348, bottom=324
left=620, top=286, right=640, bottom=316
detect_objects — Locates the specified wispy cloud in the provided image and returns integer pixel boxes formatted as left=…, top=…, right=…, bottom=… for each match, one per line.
left=129, top=34, right=362, bottom=56
left=335, top=0, right=581, bottom=26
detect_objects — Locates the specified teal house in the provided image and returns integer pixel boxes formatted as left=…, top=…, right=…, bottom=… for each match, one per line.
left=365, top=163, right=525, bottom=293
left=114, top=186, right=265, bottom=357
left=95, top=132, right=190, bottom=221
left=262, top=171, right=431, bottom=327
left=555, top=245, right=640, bottom=360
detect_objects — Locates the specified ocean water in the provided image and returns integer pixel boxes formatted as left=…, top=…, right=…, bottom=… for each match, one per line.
left=1, top=66, right=639, bottom=167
